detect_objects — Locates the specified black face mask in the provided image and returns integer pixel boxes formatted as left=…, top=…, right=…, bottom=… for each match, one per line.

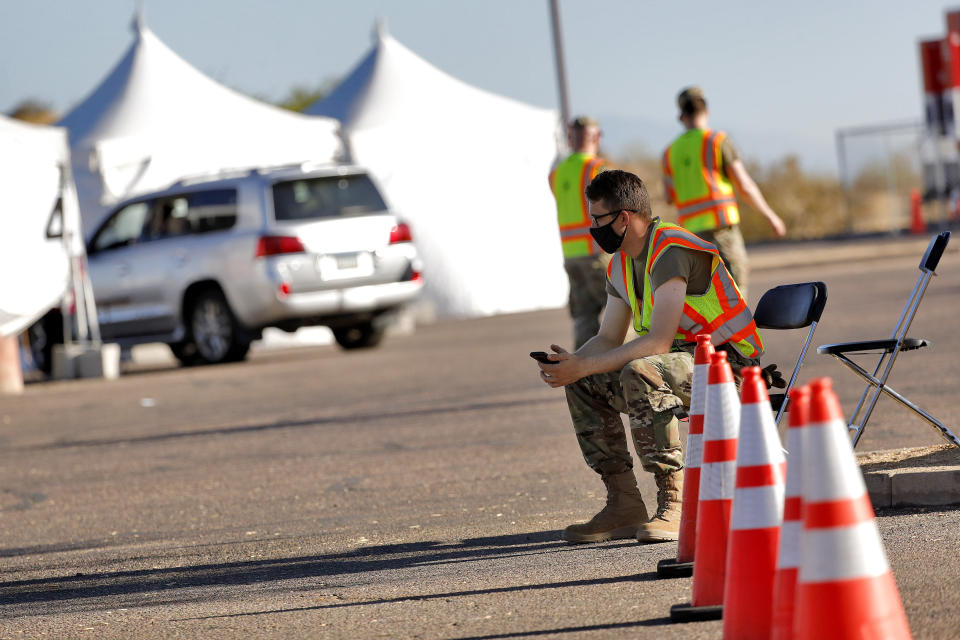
left=590, top=213, right=627, bottom=254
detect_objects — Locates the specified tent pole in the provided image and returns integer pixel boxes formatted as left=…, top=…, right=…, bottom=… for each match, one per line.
left=548, top=0, right=571, bottom=128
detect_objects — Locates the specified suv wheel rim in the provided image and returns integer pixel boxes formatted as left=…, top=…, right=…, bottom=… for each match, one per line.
left=193, top=298, right=231, bottom=361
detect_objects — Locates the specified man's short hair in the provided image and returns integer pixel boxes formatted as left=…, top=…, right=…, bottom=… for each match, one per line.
left=677, top=86, right=707, bottom=117
left=584, top=170, right=652, bottom=220
left=569, top=115, right=599, bottom=130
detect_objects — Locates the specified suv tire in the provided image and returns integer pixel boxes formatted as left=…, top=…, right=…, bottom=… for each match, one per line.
left=27, top=312, right=63, bottom=376
left=188, top=289, right=251, bottom=364
left=169, top=340, right=201, bottom=367
left=332, top=321, right=385, bottom=350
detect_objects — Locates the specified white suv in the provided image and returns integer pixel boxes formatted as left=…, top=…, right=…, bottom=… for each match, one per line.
left=34, top=164, right=424, bottom=368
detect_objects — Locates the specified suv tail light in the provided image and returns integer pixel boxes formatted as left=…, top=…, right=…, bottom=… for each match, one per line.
left=256, top=235, right=305, bottom=257
left=389, top=222, right=413, bottom=244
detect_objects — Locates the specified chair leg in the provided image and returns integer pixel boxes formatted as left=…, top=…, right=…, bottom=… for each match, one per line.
left=833, top=354, right=960, bottom=448
left=844, top=352, right=889, bottom=445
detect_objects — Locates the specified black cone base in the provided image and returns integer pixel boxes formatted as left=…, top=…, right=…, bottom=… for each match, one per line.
left=669, top=602, right=723, bottom=623
left=656, top=557, right=693, bottom=578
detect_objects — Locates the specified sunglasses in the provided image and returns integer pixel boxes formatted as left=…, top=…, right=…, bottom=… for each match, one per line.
left=590, top=208, right=636, bottom=225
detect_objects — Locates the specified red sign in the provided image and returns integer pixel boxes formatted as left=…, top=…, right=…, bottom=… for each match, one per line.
left=946, top=11, right=960, bottom=88
left=920, top=38, right=946, bottom=94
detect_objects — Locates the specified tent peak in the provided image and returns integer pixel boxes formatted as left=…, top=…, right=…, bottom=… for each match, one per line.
left=131, top=0, right=146, bottom=35
left=373, top=17, right=388, bottom=42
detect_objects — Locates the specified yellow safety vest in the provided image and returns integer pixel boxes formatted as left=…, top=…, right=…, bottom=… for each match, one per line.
left=662, top=129, right=740, bottom=233
left=605, top=219, right=763, bottom=358
left=549, top=152, right=606, bottom=258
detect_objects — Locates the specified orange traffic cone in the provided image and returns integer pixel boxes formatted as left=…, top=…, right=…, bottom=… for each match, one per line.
left=909, top=188, right=926, bottom=235
left=770, top=386, right=812, bottom=640
left=657, top=333, right=714, bottom=579
left=794, top=378, right=912, bottom=639
left=670, top=350, right=739, bottom=623
left=722, top=366, right=787, bottom=639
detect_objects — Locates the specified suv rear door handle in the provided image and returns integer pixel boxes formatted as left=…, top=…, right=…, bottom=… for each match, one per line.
left=175, top=251, right=188, bottom=266
left=117, top=263, right=131, bottom=277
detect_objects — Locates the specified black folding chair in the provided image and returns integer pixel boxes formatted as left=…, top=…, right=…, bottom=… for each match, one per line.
left=817, top=231, right=958, bottom=448
left=753, top=281, right=828, bottom=427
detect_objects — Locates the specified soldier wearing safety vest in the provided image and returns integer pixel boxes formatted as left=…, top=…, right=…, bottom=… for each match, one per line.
left=662, top=86, right=786, bottom=301
left=549, top=116, right=609, bottom=349
left=533, top=169, right=768, bottom=544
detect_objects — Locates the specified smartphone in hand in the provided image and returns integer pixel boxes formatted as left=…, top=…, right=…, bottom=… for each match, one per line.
left=530, top=351, right=557, bottom=365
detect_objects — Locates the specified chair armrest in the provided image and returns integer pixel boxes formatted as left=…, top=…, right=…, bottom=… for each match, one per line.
left=817, top=338, right=928, bottom=355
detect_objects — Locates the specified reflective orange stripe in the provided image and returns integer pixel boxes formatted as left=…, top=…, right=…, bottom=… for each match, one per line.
left=649, top=226, right=717, bottom=265
left=668, top=129, right=740, bottom=233
left=713, top=272, right=733, bottom=312
left=562, top=232, right=594, bottom=246
left=725, top=320, right=762, bottom=354
left=574, top=157, right=605, bottom=227
left=608, top=220, right=762, bottom=356
left=662, top=150, right=677, bottom=203
left=651, top=236, right=714, bottom=265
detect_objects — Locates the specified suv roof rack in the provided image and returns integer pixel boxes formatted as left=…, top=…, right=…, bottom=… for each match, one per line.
left=172, top=160, right=350, bottom=188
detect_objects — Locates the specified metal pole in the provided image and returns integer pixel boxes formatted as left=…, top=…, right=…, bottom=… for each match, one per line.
left=548, top=0, right=571, bottom=128
left=835, top=129, right=852, bottom=234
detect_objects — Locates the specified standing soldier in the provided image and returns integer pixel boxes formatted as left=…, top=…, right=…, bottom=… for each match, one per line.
left=550, top=116, right=609, bottom=349
left=662, top=87, right=786, bottom=301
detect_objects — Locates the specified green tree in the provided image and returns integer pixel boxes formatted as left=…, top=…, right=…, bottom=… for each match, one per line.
left=8, top=99, right=58, bottom=124
left=275, top=79, right=339, bottom=113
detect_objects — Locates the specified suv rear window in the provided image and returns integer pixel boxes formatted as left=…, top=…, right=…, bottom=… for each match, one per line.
left=272, top=174, right=387, bottom=221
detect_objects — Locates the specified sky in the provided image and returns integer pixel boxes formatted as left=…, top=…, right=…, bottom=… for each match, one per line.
left=0, top=1, right=955, bottom=174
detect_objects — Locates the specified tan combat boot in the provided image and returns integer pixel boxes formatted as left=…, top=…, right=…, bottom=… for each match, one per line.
left=563, top=470, right=649, bottom=543
left=636, top=471, right=683, bottom=543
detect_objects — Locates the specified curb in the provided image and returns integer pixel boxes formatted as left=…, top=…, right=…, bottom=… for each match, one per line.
left=863, top=467, right=960, bottom=509
left=858, top=445, right=960, bottom=509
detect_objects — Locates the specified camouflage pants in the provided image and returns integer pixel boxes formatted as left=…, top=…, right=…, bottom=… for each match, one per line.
left=696, top=225, right=749, bottom=301
left=565, top=351, right=693, bottom=478
left=564, top=255, right=610, bottom=349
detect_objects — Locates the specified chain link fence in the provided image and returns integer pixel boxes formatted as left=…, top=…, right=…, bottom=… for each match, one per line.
left=835, top=120, right=926, bottom=234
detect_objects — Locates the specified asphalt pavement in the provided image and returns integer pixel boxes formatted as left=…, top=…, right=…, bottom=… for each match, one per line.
left=1, top=232, right=959, bottom=639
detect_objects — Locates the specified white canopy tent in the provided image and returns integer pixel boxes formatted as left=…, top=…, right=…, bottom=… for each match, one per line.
left=308, top=27, right=566, bottom=318
left=61, top=17, right=344, bottom=238
left=0, top=115, right=80, bottom=338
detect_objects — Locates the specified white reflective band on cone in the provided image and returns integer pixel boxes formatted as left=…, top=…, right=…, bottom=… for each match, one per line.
left=731, top=484, right=785, bottom=530
left=685, top=433, right=703, bottom=468
left=705, top=383, right=740, bottom=439
left=800, top=521, right=890, bottom=583
left=778, top=520, right=803, bottom=569
left=803, top=420, right=867, bottom=502
left=738, top=402, right=784, bottom=467
left=784, top=429, right=804, bottom=494
left=700, top=460, right=737, bottom=500
left=690, top=363, right=709, bottom=414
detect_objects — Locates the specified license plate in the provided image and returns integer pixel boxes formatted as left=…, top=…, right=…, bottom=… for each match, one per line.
left=336, top=254, right=358, bottom=269
left=318, top=252, right=374, bottom=280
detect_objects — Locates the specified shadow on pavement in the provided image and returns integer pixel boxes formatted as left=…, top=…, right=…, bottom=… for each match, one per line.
left=448, top=616, right=674, bottom=640
left=0, top=531, right=641, bottom=619
left=18, top=396, right=555, bottom=451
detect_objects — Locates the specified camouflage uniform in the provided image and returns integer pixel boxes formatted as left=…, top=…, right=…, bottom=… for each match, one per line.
left=565, top=350, right=693, bottom=477
left=566, top=340, right=758, bottom=479
left=695, top=225, right=750, bottom=301
left=564, top=255, right=610, bottom=349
